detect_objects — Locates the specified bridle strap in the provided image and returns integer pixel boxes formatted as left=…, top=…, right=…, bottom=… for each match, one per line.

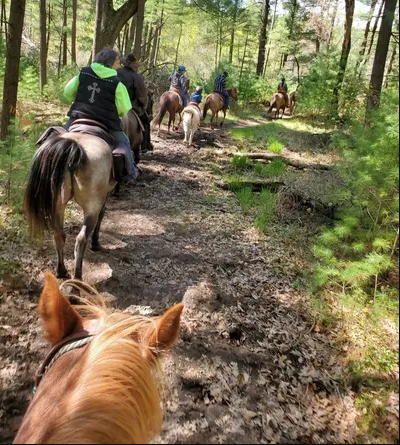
left=34, top=332, right=94, bottom=393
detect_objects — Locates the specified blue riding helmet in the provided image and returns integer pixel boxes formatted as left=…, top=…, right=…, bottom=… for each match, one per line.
left=178, top=65, right=186, bottom=72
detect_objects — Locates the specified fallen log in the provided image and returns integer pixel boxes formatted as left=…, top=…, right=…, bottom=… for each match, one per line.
left=217, top=179, right=337, bottom=219
left=234, top=152, right=335, bottom=171
left=217, top=179, right=286, bottom=192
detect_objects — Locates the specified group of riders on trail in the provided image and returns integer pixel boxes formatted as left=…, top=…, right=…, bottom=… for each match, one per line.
left=61, top=46, right=289, bottom=183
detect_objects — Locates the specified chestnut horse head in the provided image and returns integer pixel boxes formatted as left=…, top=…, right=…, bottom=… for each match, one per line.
left=14, top=273, right=184, bottom=444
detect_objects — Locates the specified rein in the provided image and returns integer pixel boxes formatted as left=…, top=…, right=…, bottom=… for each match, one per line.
left=34, top=332, right=94, bottom=394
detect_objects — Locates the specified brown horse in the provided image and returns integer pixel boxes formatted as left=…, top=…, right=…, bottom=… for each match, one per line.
left=202, top=88, right=239, bottom=129
left=289, top=91, right=297, bottom=116
left=152, top=91, right=184, bottom=135
left=13, top=273, right=183, bottom=444
left=25, top=133, right=116, bottom=280
left=267, top=92, right=287, bottom=119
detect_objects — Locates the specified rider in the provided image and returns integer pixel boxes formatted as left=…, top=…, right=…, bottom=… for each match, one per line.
left=63, top=47, right=137, bottom=181
left=117, top=53, right=154, bottom=152
left=190, top=86, right=203, bottom=105
left=278, top=76, right=289, bottom=108
left=169, top=65, right=188, bottom=107
left=214, top=71, right=230, bottom=110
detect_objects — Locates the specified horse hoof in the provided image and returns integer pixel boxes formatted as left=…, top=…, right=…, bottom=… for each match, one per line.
left=91, top=243, right=102, bottom=252
left=56, top=268, right=70, bottom=279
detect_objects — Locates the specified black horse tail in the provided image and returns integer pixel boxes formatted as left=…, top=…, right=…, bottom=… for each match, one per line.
left=152, top=98, right=169, bottom=128
left=24, top=136, right=87, bottom=238
left=203, top=99, right=210, bottom=120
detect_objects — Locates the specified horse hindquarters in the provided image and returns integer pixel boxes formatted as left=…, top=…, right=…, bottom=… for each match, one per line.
left=183, top=109, right=200, bottom=145
left=25, top=136, right=86, bottom=278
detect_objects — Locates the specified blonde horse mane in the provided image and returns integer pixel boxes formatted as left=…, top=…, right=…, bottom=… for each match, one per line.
left=44, top=280, right=165, bottom=444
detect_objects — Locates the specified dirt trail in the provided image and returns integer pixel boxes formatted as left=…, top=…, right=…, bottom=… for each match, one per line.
left=1, top=123, right=359, bottom=443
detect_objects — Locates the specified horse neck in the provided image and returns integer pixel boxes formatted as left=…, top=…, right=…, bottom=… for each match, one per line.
left=16, top=332, right=162, bottom=444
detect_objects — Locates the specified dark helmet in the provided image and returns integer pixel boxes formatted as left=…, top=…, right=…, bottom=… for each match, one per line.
left=195, top=86, right=203, bottom=93
left=223, top=71, right=229, bottom=77
left=281, top=76, right=286, bottom=82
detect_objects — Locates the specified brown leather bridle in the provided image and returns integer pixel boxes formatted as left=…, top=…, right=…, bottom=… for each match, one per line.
left=34, top=332, right=94, bottom=394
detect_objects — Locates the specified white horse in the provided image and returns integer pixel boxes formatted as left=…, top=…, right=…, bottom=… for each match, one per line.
left=182, top=103, right=202, bottom=146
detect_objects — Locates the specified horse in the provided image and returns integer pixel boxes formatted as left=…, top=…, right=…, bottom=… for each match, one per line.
left=13, top=273, right=184, bottom=444
left=152, top=80, right=190, bottom=136
left=24, top=131, right=116, bottom=280
left=267, top=92, right=287, bottom=119
left=182, top=103, right=202, bottom=146
left=121, top=91, right=154, bottom=166
left=289, top=91, right=296, bottom=116
left=202, top=88, right=239, bottom=130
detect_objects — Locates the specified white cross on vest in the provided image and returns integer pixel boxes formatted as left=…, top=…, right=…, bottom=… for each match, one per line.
left=88, top=82, right=101, bottom=103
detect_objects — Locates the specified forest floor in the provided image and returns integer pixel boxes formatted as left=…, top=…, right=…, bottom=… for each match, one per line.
left=0, top=108, right=398, bottom=444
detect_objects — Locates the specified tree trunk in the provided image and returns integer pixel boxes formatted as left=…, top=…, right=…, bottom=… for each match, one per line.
left=359, top=0, right=385, bottom=77
left=384, top=38, right=398, bottom=88
left=355, top=0, right=378, bottom=76
left=93, top=0, right=140, bottom=57
left=134, top=0, right=145, bottom=58
left=229, top=0, right=239, bottom=64
left=256, top=0, right=270, bottom=76
left=240, top=29, right=249, bottom=82
left=0, top=0, right=26, bottom=140
left=93, top=0, right=106, bottom=58
left=71, top=0, right=77, bottom=64
left=125, top=16, right=136, bottom=54
left=0, top=0, right=8, bottom=40
left=153, top=0, right=164, bottom=70
left=327, top=0, right=339, bottom=49
left=144, top=24, right=153, bottom=62
left=367, top=0, right=397, bottom=112
left=174, top=24, right=183, bottom=68
left=264, top=0, right=278, bottom=75
left=62, top=0, right=68, bottom=66
left=332, top=0, right=355, bottom=116
left=39, top=0, right=47, bottom=94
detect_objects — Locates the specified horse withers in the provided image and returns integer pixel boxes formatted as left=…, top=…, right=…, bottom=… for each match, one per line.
left=13, top=273, right=184, bottom=444
left=202, top=88, right=238, bottom=130
left=182, top=102, right=202, bottom=146
left=25, top=125, right=116, bottom=280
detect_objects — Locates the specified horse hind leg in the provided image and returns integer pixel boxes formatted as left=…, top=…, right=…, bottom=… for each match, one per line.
left=91, top=202, right=107, bottom=251
left=74, top=211, right=100, bottom=280
left=54, top=205, right=69, bottom=279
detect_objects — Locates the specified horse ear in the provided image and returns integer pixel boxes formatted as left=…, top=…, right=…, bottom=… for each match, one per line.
left=143, top=304, right=184, bottom=357
left=38, top=273, right=82, bottom=346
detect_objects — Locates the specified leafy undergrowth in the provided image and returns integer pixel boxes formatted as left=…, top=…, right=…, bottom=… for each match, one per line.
left=226, top=112, right=399, bottom=444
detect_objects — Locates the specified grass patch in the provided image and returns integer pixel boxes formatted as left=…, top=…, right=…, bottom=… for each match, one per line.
left=232, top=155, right=250, bottom=171
left=235, top=187, right=253, bottom=213
left=254, top=189, right=277, bottom=231
left=267, top=137, right=284, bottom=153
left=254, top=159, right=286, bottom=177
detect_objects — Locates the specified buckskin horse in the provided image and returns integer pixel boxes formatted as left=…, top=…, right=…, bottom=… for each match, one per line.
left=152, top=81, right=190, bottom=135
left=13, top=273, right=183, bottom=444
left=202, top=88, right=239, bottom=130
left=25, top=127, right=116, bottom=280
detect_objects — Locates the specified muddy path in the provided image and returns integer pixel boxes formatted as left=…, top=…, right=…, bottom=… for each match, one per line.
left=1, top=123, right=359, bottom=443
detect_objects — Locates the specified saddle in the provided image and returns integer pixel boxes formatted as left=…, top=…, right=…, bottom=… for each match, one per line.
left=213, top=91, right=225, bottom=102
left=169, top=88, right=183, bottom=107
left=188, top=102, right=202, bottom=116
left=36, top=119, right=132, bottom=182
